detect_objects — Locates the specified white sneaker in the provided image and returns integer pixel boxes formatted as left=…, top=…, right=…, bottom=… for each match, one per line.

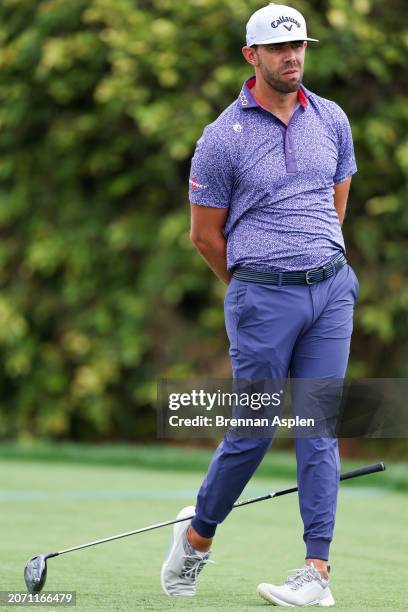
left=160, top=505, right=213, bottom=596
left=257, top=563, right=335, bottom=607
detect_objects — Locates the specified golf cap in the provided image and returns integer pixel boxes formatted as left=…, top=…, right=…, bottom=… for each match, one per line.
left=246, top=3, right=319, bottom=46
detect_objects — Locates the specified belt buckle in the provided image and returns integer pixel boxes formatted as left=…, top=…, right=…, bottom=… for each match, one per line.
left=305, top=268, right=320, bottom=285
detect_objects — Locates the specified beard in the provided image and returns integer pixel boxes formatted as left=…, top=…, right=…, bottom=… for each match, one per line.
left=258, top=60, right=303, bottom=93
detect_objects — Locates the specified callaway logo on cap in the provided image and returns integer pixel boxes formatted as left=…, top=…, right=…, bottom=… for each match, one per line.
left=246, top=3, right=319, bottom=46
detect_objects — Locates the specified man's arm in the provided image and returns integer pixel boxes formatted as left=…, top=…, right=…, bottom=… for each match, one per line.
left=190, top=204, right=230, bottom=285
left=334, top=177, right=352, bottom=226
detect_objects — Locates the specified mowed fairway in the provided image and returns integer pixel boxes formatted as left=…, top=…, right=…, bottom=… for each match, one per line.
left=0, top=458, right=406, bottom=611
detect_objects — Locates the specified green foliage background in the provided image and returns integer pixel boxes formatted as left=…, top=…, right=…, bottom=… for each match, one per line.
left=0, top=0, right=407, bottom=441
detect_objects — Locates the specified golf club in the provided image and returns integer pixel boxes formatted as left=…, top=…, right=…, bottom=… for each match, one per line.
left=24, top=461, right=385, bottom=593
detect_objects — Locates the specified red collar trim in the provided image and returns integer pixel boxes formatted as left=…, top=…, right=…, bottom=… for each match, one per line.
left=247, top=76, right=308, bottom=109
left=247, top=76, right=256, bottom=89
left=297, top=87, right=308, bottom=108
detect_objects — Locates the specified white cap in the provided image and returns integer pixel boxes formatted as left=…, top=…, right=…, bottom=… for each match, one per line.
left=246, top=3, right=319, bottom=46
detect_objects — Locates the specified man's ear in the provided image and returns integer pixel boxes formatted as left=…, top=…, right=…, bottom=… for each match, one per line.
left=242, top=45, right=259, bottom=67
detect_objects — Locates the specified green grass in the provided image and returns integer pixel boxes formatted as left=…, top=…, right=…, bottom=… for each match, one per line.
left=1, top=452, right=407, bottom=610
left=1, top=441, right=407, bottom=491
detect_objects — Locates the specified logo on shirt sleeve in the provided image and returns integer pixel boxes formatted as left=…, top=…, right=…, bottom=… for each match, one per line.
left=189, top=178, right=207, bottom=191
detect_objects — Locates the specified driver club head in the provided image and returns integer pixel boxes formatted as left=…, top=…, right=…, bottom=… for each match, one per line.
left=24, top=555, right=48, bottom=593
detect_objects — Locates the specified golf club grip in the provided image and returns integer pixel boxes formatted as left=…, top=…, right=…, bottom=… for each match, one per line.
left=339, top=462, right=385, bottom=481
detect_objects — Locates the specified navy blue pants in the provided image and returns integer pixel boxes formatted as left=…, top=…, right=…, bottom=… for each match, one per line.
left=191, top=261, right=359, bottom=561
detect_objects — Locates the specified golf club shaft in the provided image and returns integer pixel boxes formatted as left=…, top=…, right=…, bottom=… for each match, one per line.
left=55, top=461, right=385, bottom=556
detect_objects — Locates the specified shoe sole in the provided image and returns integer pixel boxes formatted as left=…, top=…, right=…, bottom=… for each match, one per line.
left=160, top=505, right=196, bottom=597
left=257, top=584, right=335, bottom=607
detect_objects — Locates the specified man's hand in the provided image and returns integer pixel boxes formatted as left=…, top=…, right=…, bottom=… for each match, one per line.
left=333, top=177, right=352, bottom=225
left=190, top=204, right=231, bottom=284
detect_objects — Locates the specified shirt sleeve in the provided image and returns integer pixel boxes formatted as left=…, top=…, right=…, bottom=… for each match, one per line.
left=188, top=126, right=233, bottom=208
left=333, top=107, right=358, bottom=185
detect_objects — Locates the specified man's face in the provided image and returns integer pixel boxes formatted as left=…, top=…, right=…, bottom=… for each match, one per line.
left=247, top=41, right=307, bottom=93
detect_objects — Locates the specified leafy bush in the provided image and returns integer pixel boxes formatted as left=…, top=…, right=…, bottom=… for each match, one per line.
left=0, top=0, right=406, bottom=440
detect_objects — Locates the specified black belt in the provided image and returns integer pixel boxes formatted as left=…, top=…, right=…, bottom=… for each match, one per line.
left=233, top=253, right=347, bottom=286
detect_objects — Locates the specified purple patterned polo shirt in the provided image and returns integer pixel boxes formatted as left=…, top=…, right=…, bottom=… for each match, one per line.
left=189, top=76, right=357, bottom=272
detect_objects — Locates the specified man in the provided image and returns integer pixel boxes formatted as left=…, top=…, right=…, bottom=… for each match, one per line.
left=161, top=3, right=359, bottom=606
